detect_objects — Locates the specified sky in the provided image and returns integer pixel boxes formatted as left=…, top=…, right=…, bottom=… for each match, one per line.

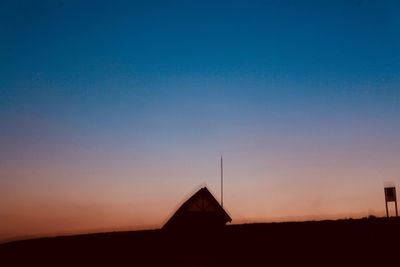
left=1, top=0, right=400, bottom=242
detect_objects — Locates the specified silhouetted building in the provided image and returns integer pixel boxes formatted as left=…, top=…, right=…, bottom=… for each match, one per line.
left=163, top=187, right=231, bottom=229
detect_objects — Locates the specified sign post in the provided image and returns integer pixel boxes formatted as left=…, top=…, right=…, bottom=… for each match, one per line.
left=384, top=186, right=398, bottom=217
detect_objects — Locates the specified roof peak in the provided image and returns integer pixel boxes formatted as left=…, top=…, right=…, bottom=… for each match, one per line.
left=163, top=186, right=231, bottom=229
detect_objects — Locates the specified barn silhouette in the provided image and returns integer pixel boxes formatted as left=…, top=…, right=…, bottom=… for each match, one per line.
left=163, top=187, right=231, bottom=229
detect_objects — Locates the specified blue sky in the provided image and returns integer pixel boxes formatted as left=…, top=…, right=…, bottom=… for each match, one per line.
left=1, top=0, right=400, bottom=240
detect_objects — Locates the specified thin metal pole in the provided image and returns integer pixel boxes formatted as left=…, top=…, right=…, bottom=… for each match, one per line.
left=396, top=188, right=399, bottom=217
left=386, top=201, right=389, bottom=217
left=221, top=155, right=223, bottom=208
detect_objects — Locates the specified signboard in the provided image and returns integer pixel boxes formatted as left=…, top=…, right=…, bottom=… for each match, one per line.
left=384, top=187, right=397, bottom=202
left=384, top=185, right=398, bottom=217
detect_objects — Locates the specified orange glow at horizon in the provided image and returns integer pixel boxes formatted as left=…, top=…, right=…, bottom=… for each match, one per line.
left=1, top=141, right=399, bottom=242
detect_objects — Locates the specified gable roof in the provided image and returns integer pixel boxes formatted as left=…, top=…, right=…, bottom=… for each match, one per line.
left=163, top=187, right=231, bottom=229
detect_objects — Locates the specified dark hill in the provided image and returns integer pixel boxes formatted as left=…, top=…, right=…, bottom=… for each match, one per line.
left=1, top=217, right=399, bottom=266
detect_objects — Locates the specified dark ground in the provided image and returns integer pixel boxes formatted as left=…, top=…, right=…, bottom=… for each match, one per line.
left=1, top=217, right=399, bottom=266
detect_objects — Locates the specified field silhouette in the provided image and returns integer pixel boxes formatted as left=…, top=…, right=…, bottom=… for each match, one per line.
left=1, top=217, right=399, bottom=266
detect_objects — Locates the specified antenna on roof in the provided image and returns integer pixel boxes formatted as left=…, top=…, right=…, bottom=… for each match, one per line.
left=221, top=155, right=223, bottom=208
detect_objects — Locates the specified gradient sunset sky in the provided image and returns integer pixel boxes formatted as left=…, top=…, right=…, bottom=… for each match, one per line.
left=1, top=0, right=400, bottom=242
